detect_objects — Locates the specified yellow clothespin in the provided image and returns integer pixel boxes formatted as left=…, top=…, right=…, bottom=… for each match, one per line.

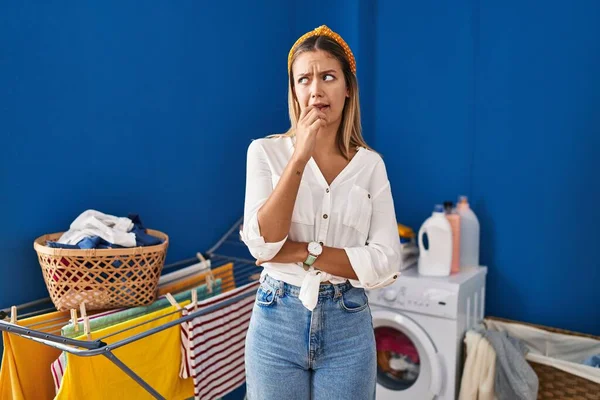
left=70, top=309, right=79, bottom=333
left=79, top=302, right=91, bottom=340
left=10, top=306, right=17, bottom=324
left=165, top=293, right=182, bottom=310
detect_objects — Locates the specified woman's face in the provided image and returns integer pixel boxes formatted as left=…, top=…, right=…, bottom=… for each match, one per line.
left=292, top=49, right=349, bottom=127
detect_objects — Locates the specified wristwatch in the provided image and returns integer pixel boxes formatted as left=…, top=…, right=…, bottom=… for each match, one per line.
left=303, top=241, right=323, bottom=268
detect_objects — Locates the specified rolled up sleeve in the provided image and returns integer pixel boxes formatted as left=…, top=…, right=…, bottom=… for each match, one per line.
left=240, top=140, right=287, bottom=261
left=345, top=160, right=402, bottom=289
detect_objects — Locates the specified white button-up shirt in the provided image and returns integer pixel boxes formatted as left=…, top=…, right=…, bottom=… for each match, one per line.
left=241, top=136, right=401, bottom=310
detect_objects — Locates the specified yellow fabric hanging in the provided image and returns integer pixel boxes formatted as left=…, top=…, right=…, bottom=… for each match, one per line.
left=0, top=311, right=71, bottom=400
left=55, top=302, right=193, bottom=400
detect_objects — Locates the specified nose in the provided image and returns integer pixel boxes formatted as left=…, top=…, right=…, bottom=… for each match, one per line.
left=310, top=78, right=323, bottom=99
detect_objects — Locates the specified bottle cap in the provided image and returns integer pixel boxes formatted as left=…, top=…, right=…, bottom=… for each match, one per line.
left=443, top=201, right=454, bottom=213
left=457, top=195, right=470, bottom=210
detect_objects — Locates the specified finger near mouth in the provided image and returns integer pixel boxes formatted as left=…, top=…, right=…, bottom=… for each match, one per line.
left=317, top=105, right=329, bottom=112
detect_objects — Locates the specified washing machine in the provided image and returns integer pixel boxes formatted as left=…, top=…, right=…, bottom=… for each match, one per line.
left=369, top=266, right=487, bottom=400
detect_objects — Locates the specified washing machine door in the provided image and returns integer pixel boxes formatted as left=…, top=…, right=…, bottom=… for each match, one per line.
left=372, top=309, right=443, bottom=400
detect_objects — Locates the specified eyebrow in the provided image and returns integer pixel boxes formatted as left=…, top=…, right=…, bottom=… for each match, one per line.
left=296, top=69, right=338, bottom=78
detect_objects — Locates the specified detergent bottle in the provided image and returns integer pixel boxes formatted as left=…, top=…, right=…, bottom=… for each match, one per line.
left=456, top=195, right=480, bottom=268
left=444, top=201, right=461, bottom=274
left=418, top=205, right=453, bottom=276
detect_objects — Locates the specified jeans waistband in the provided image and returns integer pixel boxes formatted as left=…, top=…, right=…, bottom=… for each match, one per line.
left=262, top=274, right=353, bottom=299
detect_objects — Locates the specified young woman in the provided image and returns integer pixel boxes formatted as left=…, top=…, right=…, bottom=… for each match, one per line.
left=242, top=25, right=401, bottom=399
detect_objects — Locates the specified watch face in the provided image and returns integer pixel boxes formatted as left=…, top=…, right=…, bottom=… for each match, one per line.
left=308, top=241, right=323, bottom=256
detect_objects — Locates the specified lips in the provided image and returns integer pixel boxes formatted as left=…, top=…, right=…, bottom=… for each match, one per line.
left=313, top=104, right=329, bottom=111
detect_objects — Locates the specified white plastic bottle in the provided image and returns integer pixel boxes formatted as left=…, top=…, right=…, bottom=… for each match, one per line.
left=456, top=195, right=480, bottom=268
left=418, top=205, right=453, bottom=277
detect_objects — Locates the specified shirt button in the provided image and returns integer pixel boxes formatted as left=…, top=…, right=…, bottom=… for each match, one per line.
left=323, top=214, right=328, bottom=219
left=326, top=188, right=330, bottom=193
left=368, top=194, right=371, bottom=199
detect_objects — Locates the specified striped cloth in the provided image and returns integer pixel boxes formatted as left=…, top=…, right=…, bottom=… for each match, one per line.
left=51, top=353, right=67, bottom=394
left=180, top=281, right=259, bottom=400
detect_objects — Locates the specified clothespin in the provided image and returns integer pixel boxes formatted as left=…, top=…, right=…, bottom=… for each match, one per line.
left=196, top=252, right=207, bottom=266
left=165, top=293, right=182, bottom=310
left=79, top=302, right=91, bottom=340
left=206, top=273, right=214, bottom=294
left=191, top=289, right=198, bottom=312
left=10, top=306, right=17, bottom=324
left=70, top=309, right=79, bottom=333
left=249, top=273, right=261, bottom=281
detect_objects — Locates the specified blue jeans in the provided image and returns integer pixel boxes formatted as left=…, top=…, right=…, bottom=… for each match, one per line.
left=245, top=274, right=376, bottom=400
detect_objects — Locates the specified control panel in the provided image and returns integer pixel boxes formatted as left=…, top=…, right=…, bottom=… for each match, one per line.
left=368, top=281, right=459, bottom=319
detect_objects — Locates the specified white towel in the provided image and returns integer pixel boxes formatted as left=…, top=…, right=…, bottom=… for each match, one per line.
left=459, top=330, right=497, bottom=400
left=57, top=209, right=136, bottom=247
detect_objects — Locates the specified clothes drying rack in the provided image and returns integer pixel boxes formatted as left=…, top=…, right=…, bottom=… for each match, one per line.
left=0, top=216, right=258, bottom=400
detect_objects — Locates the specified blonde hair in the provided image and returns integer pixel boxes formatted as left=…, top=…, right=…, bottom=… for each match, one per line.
left=277, top=35, right=373, bottom=160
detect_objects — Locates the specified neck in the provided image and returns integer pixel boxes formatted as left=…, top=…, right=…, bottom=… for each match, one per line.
left=314, top=119, right=342, bottom=156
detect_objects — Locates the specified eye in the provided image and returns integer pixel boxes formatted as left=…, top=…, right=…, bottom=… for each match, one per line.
left=297, top=77, right=308, bottom=84
left=323, top=74, right=335, bottom=81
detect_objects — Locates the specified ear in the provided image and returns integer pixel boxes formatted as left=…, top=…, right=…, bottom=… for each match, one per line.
left=346, top=88, right=350, bottom=98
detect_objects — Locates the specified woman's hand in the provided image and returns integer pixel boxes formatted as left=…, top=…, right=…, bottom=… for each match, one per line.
left=292, top=106, right=327, bottom=163
left=256, top=240, right=307, bottom=266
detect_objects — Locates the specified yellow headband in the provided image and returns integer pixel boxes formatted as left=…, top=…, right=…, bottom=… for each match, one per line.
left=288, top=25, right=357, bottom=75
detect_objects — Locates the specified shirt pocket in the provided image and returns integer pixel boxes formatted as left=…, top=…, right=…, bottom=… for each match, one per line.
left=342, top=184, right=373, bottom=238
left=271, top=174, right=314, bottom=226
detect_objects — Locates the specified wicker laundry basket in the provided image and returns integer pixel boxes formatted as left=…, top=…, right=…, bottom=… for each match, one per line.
left=484, top=316, right=600, bottom=400
left=34, top=230, right=168, bottom=311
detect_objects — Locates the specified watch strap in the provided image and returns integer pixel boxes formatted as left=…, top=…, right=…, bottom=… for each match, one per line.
left=304, top=253, right=318, bottom=266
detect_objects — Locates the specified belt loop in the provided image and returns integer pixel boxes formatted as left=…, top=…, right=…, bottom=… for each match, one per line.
left=333, top=283, right=341, bottom=299
left=278, top=279, right=285, bottom=297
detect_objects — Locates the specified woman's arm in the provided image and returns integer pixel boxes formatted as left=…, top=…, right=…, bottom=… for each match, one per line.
left=343, top=160, right=401, bottom=288
left=256, top=106, right=325, bottom=242
left=255, top=240, right=359, bottom=280
left=256, top=159, right=401, bottom=285
left=241, top=107, right=326, bottom=261
left=240, top=140, right=296, bottom=261
left=257, top=159, right=401, bottom=286
left=255, top=155, right=306, bottom=243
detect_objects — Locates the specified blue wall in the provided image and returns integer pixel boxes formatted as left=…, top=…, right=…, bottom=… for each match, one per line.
left=1, top=0, right=598, bottom=377
left=377, top=0, right=600, bottom=335
left=0, top=2, right=292, bottom=310
left=1, top=3, right=297, bottom=397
